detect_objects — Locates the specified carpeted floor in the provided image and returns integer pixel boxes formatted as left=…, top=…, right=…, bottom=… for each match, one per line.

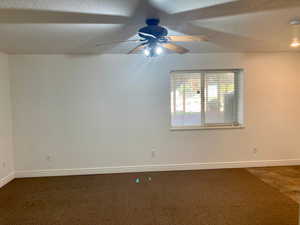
left=0, top=168, right=298, bottom=225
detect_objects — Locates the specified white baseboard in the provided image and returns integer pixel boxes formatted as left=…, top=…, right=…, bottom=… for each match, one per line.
left=14, top=158, right=300, bottom=178
left=0, top=172, right=15, bottom=188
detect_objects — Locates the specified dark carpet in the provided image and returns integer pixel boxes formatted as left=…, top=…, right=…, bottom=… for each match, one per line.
left=0, top=169, right=298, bottom=225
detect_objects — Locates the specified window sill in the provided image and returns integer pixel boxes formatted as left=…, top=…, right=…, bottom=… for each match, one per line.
left=170, top=125, right=245, bottom=131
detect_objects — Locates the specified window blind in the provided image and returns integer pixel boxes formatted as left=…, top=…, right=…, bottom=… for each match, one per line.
left=171, top=70, right=242, bottom=128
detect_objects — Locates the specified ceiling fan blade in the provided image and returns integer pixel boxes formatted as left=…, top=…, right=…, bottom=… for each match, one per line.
left=96, top=39, right=140, bottom=47
left=171, top=0, right=300, bottom=21
left=128, top=44, right=146, bottom=54
left=0, top=9, right=129, bottom=24
left=162, top=43, right=189, bottom=54
left=167, top=35, right=208, bottom=42
left=167, top=23, right=275, bottom=52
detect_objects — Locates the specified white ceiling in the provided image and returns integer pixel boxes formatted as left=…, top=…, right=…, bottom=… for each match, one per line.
left=0, top=0, right=300, bottom=54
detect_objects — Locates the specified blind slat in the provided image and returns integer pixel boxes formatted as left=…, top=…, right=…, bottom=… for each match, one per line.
left=171, top=70, right=242, bottom=127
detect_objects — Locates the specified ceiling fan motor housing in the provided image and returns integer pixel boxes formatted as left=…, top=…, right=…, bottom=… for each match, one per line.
left=138, top=18, right=168, bottom=39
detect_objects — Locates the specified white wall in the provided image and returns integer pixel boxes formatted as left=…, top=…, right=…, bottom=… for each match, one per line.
left=9, top=53, right=300, bottom=177
left=0, top=52, right=14, bottom=186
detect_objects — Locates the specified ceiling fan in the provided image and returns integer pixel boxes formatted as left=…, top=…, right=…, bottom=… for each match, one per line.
left=97, top=18, right=207, bottom=57
left=0, top=0, right=299, bottom=54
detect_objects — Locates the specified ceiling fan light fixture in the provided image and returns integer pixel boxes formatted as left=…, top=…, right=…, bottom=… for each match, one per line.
left=290, top=38, right=300, bottom=48
left=290, top=19, right=300, bottom=25
left=144, top=48, right=150, bottom=56
left=155, top=46, right=163, bottom=55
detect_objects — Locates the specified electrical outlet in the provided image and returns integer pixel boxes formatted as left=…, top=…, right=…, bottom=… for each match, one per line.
left=46, top=155, right=52, bottom=161
left=151, top=149, right=156, bottom=158
left=2, top=162, right=6, bottom=168
left=253, top=148, right=258, bottom=154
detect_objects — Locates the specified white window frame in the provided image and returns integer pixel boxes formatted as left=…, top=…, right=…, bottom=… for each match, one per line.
left=170, top=69, right=244, bottom=131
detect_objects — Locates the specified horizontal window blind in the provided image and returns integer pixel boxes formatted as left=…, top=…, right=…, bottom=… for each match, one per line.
left=171, top=70, right=242, bottom=128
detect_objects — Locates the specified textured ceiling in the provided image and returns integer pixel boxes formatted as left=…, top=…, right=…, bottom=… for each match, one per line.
left=0, top=0, right=299, bottom=54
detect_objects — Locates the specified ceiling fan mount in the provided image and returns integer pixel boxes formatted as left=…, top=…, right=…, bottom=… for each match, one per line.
left=138, top=18, right=168, bottom=40
left=146, top=18, right=160, bottom=26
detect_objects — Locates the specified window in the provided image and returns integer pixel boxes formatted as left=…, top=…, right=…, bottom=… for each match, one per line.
left=170, top=69, right=244, bottom=130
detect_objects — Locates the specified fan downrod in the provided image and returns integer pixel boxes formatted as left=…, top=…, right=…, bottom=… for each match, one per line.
left=146, top=18, right=160, bottom=26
